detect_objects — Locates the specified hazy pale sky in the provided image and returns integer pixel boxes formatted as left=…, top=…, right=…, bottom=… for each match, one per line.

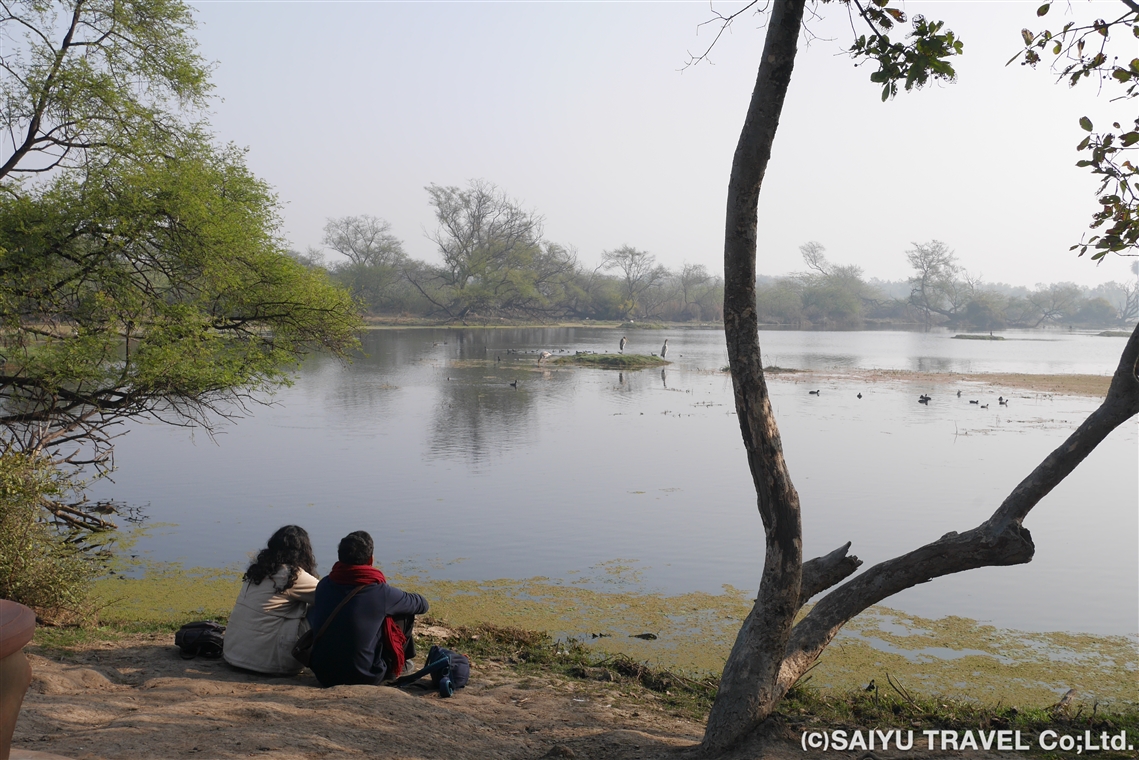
left=189, top=0, right=1137, bottom=288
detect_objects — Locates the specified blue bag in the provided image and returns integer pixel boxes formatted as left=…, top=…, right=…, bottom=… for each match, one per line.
left=395, top=645, right=470, bottom=697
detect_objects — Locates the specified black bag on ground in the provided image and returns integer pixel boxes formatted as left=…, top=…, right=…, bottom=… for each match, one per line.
left=395, top=645, right=470, bottom=697
left=174, top=621, right=225, bottom=659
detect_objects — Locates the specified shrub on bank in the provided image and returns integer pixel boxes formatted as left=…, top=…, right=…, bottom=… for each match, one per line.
left=0, top=451, right=95, bottom=620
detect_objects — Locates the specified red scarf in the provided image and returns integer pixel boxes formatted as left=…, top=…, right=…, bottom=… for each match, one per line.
left=327, top=562, right=407, bottom=679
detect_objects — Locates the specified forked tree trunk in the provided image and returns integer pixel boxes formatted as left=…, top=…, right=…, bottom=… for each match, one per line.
left=705, top=0, right=1139, bottom=750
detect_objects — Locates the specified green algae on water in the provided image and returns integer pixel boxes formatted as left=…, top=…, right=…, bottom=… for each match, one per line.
left=92, top=563, right=242, bottom=627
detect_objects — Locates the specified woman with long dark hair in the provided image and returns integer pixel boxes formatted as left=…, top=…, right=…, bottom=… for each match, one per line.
left=224, top=525, right=319, bottom=675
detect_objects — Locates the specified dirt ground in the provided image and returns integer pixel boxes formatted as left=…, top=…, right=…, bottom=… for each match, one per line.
left=14, top=630, right=695, bottom=760
left=13, top=630, right=1032, bottom=760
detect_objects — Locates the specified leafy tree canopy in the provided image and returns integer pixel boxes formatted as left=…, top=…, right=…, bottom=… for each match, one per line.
left=408, top=180, right=580, bottom=321
left=0, top=0, right=360, bottom=470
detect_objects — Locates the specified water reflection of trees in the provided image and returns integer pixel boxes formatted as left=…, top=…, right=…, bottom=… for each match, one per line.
left=297, top=333, right=407, bottom=425
left=426, top=373, right=543, bottom=467
left=426, top=346, right=576, bottom=467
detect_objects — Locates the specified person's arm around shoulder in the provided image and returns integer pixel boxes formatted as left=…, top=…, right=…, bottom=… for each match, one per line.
left=384, top=584, right=429, bottom=617
left=285, top=568, right=319, bottom=605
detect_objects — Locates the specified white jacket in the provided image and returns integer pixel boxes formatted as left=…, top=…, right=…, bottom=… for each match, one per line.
left=224, top=566, right=318, bottom=675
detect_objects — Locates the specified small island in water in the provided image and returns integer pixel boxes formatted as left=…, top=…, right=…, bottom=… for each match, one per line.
left=551, top=353, right=668, bottom=369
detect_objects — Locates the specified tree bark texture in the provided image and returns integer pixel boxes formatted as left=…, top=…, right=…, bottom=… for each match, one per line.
left=704, top=0, right=810, bottom=751
left=706, top=0, right=1139, bottom=746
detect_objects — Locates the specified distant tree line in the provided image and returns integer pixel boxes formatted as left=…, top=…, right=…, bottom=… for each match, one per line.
left=294, top=180, right=724, bottom=324
left=298, top=181, right=1137, bottom=330
left=755, top=241, right=1139, bottom=330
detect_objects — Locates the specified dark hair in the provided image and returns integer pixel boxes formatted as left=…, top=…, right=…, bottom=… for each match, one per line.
left=337, top=530, right=374, bottom=566
left=244, top=525, right=317, bottom=593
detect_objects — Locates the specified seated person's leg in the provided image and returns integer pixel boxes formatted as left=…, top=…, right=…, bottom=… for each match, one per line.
left=392, top=615, right=416, bottom=660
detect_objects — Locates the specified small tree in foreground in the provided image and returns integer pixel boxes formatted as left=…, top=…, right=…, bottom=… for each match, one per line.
left=701, top=0, right=1139, bottom=751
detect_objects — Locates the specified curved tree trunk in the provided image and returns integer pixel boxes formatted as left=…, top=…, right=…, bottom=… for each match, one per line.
left=705, top=0, right=1139, bottom=750
left=704, top=0, right=811, bottom=751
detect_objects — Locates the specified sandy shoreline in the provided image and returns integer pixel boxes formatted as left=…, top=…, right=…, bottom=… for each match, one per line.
left=17, top=625, right=1046, bottom=760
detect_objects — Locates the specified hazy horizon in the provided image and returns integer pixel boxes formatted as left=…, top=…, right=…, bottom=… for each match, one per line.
left=189, top=0, right=1138, bottom=289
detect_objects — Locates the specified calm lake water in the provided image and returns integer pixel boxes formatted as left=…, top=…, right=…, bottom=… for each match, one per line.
left=92, top=328, right=1138, bottom=636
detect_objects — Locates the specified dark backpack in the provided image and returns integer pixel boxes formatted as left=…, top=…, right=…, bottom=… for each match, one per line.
left=395, top=645, right=470, bottom=697
left=174, top=621, right=225, bottom=659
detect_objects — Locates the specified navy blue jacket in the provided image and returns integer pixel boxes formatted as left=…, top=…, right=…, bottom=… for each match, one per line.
left=306, top=578, right=428, bottom=687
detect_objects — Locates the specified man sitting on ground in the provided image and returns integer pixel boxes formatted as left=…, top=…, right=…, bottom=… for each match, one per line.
left=307, top=531, right=429, bottom=687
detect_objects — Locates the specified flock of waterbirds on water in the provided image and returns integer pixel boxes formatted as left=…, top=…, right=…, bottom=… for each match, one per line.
left=806, top=386, right=1012, bottom=408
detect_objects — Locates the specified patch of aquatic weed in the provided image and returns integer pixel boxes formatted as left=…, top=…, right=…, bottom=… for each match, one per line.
left=388, top=576, right=1139, bottom=708
left=421, top=618, right=1139, bottom=745
left=90, top=561, right=241, bottom=630
left=811, top=608, right=1138, bottom=709
left=31, top=563, right=241, bottom=653
left=778, top=681, right=1139, bottom=759
left=389, top=573, right=754, bottom=673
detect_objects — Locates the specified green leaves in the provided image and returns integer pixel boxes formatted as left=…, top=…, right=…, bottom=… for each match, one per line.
left=1012, top=5, right=1139, bottom=260
left=0, top=451, right=96, bottom=618
left=849, top=14, right=963, bottom=101
left=0, top=137, right=361, bottom=463
left=1036, top=4, right=1050, bottom=18
left=1070, top=117, right=1139, bottom=259
left=0, top=0, right=212, bottom=182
